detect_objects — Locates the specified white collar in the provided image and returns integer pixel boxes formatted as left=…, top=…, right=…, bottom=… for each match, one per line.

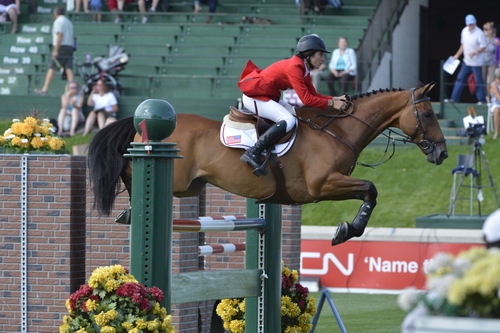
left=303, top=59, right=310, bottom=77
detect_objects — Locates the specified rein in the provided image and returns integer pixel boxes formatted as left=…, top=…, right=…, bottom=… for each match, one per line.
left=297, top=88, right=445, bottom=168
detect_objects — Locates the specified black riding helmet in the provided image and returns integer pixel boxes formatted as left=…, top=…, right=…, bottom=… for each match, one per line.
left=296, top=34, right=330, bottom=54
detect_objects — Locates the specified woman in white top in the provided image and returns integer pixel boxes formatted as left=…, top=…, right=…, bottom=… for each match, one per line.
left=57, top=81, right=84, bottom=136
left=83, top=79, right=118, bottom=135
left=490, top=68, right=500, bottom=139
left=326, top=36, right=357, bottom=95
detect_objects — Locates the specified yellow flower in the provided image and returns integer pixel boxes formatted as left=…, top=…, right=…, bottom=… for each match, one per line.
left=85, top=299, right=99, bottom=312
left=101, top=326, right=116, bottom=333
left=94, top=311, right=109, bottom=326
left=135, top=318, right=147, bottom=329
left=31, top=136, right=45, bottom=149
left=284, top=326, right=301, bottom=333
left=121, top=322, right=134, bottom=330
left=129, top=329, right=140, bottom=333
left=147, top=319, right=160, bottom=330
left=105, top=279, right=121, bottom=292
left=228, top=319, right=245, bottom=333
left=11, top=121, right=34, bottom=136
left=65, top=299, right=73, bottom=314
left=291, top=270, right=299, bottom=283
left=24, top=117, right=38, bottom=126
left=106, top=309, right=118, bottom=320
left=48, top=137, right=65, bottom=151
left=59, top=324, right=69, bottom=333
left=76, top=328, right=87, bottom=333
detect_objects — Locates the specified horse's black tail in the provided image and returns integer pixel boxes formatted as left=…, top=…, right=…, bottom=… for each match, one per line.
left=88, top=117, right=136, bottom=216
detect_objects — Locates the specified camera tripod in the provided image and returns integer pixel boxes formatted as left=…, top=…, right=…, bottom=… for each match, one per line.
left=448, top=138, right=500, bottom=216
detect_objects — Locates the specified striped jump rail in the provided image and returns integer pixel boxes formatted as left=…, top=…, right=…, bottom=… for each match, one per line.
left=173, top=216, right=266, bottom=232
left=198, top=243, right=246, bottom=256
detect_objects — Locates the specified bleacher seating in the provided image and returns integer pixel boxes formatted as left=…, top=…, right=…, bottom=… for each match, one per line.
left=0, top=0, right=377, bottom=120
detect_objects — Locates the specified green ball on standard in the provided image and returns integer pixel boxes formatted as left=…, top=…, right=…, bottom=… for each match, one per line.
left=133, top=99, right=176, bottom=141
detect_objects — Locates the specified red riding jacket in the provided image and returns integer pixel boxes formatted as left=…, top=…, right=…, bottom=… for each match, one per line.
left=238, top=55, right=332, bottom=109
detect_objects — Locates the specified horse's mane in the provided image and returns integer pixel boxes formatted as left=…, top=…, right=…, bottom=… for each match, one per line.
left=350, top=87, right=404, bottom=100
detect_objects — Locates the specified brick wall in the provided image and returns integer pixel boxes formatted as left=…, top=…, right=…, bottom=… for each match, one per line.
left=0, top=155, right=86, bottom=333
left=0, top=154, right=301, bottom=333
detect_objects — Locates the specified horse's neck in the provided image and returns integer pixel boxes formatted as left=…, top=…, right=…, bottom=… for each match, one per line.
left=349, top=92, right=408, bottom=146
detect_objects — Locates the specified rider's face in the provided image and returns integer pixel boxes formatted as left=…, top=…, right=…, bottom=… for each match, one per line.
left=309, top=51, right=325, bottom=69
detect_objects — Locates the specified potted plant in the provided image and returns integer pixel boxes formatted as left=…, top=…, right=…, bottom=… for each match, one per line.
left=0, top=112, right=66, bottom=154
left=399, top=247, right=500, bottom=332
left=60, top=265, right=174, bottom=333
left=216, top=262, right=316, bottom=333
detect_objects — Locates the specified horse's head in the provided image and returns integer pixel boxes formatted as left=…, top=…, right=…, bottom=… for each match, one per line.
left=399, top=83, right=448, bottom=165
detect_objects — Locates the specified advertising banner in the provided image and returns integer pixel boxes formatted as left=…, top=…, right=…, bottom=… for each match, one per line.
left=301, top=239, right=478, bottom=292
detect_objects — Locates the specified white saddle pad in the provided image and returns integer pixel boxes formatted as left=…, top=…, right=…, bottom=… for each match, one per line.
left=219, top=115, right=297, bottom=157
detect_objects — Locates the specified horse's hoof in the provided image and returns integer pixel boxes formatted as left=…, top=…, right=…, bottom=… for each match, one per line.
left=331, top=222, right=349, bottom=246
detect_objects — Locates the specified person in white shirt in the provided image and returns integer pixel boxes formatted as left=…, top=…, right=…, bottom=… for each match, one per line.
left=326, top=36, right=357, bottom=96
left=83, top=79, right=119, bottom=135
left=34, top=6, right=74, bottom=95
left=450, top=14, right=487, bottom=104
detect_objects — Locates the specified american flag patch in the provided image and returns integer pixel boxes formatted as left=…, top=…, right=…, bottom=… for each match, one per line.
left=226, top=135, right=241, bottom=144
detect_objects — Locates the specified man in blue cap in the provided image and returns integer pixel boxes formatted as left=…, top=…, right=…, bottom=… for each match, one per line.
left=449, top=14, right=487, bottom=104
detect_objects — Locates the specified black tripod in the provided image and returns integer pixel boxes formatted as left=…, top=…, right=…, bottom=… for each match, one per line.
left=448, top=137, right=500, bottom=216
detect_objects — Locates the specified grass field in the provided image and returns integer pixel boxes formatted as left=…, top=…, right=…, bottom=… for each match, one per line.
left=302, top=138, right=500, bottom=228
left=310, top=292, right=406, bottom=333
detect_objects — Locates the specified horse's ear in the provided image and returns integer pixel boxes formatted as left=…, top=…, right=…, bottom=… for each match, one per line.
left=421, top=82, right=436, bottom=96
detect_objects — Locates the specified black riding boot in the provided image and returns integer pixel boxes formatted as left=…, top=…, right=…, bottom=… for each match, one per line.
left=240, top=120, right=287, bottom=176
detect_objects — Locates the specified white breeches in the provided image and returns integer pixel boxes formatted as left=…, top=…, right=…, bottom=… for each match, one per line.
left=242, top=94, right=296, bottom=132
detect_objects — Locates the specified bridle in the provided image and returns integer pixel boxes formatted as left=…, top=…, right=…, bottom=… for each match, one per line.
left=409, top=87, right=446, bottom=155
left=298, top=87, right=446, bottom=168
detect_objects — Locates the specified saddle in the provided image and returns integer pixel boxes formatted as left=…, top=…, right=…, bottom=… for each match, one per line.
left=227, top=106, right=296, bottom=205
left=228, top=106, right=295, bottom=144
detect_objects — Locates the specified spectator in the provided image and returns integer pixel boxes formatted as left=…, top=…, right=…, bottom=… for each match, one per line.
left=310, top=53, right=328, bottom=91
left=57, top=81, right=85, bottom=137
left=0, top=0, right=20, bottom=34
left=83, top=79, right=119, bottom=135
left=326, top=36, right=357, bottom=96
left=75, top=0, right=89, bottom=13
left=193, top=0, right=217, bottom=23
left=449, top=14, right=487, bottom=104
left=482, top=208, right=500, bottom=248
left=34, top=6, right=74, bottom=95
left=89, top=0, right=102, bottom=23
left=109, top=0, right=148, bottom=24
left=489, top=68, right=500, bottom=139
left=482, top=22, right=500, bottom=102
left=298, top=0, right=322, bottom=16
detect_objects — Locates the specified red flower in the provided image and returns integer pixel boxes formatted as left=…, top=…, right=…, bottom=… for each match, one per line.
left=116, top=283, right=140, bottom=297
left=149, top=286, right=164, bottom=303
left=139, top=298, right=151, bottom=311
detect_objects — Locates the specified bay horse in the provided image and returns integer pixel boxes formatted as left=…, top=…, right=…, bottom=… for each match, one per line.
left=88, top=83, right=448, bottom=245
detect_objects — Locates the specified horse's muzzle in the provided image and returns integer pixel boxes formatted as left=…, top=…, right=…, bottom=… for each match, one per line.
left=427, top=145, right=448, bottom=165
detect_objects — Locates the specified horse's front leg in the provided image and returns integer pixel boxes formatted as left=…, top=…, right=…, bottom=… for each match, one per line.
left=310, top=173, right=378, bottom=246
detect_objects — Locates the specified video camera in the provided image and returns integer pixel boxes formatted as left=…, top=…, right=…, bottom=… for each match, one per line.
left=465, top=123, right=486, bottom=138
left=461, top=106, right=485, bottom=139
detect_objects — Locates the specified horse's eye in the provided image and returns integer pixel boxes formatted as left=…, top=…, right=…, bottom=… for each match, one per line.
left=423, top=111, right=433, bottom=119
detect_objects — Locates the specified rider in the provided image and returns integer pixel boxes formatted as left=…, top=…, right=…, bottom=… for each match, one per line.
left=238, top=34, right=343, bottom=176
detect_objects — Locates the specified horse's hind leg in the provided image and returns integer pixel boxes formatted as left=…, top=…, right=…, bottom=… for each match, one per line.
left=313, top=173, right=378, bottom=246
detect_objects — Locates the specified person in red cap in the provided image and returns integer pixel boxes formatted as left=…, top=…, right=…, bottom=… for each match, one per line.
left=238, top=34, right=343, bottom=176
